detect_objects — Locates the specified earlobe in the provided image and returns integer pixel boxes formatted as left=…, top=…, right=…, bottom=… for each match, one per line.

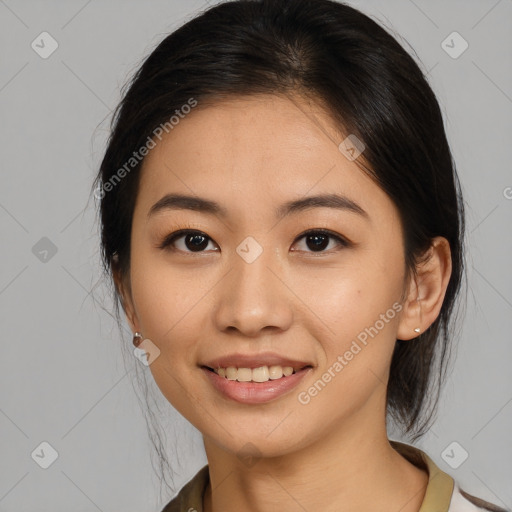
left=396, top=237, right=452, bottom=341
left=396, top=290, right=423, bottom=341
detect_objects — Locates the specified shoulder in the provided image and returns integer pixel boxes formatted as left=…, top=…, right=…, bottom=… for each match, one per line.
left=390, top=440, right=509, bottom=512
left=449, top=483, right=510, bottom=512
left=159, top=464, right=209, bottom=512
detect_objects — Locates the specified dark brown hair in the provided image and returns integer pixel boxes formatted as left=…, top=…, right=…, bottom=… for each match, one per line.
left=92, top=0, right=466, bottom=491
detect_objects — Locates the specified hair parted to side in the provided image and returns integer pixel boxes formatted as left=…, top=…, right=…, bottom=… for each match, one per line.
left=92, top=0, right=466, bottom=491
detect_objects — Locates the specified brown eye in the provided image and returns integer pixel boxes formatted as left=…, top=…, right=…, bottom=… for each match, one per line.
left=159, top=230, right=218, bottom=253
left=292, top=229, right=349, bottom=253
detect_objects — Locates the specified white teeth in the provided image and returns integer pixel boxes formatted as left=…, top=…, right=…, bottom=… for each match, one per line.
left=236, top=368, right=252, bottom=382
left=252, top=366, right=269, bottom=382
left=226, top=367, right=237, bottom=380
left=268, top=365, right=283, bottom=380
left=213, top=365, right=298, bottom=382
left=282, top=366, right=293, bottom=377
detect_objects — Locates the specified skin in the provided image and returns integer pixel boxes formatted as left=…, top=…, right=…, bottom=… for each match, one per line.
left=117, top=93, right=452, bottom=512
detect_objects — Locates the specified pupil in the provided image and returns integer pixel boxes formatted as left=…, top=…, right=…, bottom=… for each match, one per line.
left=186, top=233, right=208, bottom=251
left=307, top=234, right=328, bottom=251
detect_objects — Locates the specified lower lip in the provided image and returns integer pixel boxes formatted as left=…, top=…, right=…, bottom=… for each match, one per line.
left=201, top=366, right=312, bottom=404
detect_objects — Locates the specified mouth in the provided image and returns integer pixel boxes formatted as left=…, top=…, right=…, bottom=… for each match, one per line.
left=202, top=364, right=313, bottom=383
left=201, top=363, right=313, bottom=404
left=199, top=353, right=314, bottom=403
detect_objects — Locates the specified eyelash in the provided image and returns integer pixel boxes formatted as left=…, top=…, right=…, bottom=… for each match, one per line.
left=157, top=226, right=351, bottom=254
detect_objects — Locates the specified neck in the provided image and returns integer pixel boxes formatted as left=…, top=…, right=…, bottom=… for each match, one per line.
left=202, top=405, right=428, bottom=512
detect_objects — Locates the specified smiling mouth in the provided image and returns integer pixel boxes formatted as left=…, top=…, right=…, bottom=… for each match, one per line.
left=203, top=364, right=312, bottom=383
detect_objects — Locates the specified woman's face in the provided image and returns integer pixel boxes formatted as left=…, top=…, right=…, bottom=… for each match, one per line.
left=122, top=93, right=410, bottom=458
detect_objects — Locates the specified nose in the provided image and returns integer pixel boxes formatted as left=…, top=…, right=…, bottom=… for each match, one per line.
left=212, top=242, right=294, bottom=338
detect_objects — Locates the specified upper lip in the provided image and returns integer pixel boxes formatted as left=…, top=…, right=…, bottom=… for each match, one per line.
left=202, top=352, right=313, bottom=370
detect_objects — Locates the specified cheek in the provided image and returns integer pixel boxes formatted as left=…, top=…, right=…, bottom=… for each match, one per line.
left=129, top=253, right=210, bottom=420
left=293, top=269, right=402, bottom=423
left=292, top=253, right=404, bottom=345
left=293, top=250, right=405, bottom=408
left=129, top=248, right=204, bottom=359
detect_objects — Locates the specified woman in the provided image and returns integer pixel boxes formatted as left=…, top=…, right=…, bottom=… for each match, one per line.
left=92, top=0, right=507, bottom=510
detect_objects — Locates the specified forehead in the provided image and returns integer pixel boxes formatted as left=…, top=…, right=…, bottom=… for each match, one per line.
left=136, top=94, right=395, bottom=225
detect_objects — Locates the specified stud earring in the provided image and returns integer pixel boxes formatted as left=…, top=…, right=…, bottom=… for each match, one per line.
left=414, top=296, right=422, bottom=334
left=133, top=332, right=143, bottom=347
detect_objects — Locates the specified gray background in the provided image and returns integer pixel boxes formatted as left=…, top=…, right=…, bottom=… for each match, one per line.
left=1, top=0, right=511, bottom=510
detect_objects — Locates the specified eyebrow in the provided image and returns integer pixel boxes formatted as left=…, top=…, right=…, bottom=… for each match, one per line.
left=147, top=192, right=369, bottom=221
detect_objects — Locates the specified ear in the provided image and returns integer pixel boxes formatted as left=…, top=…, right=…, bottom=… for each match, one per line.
left=397, top=236, right=452, bottom=341
left=113, top=263, right=140, bottom=335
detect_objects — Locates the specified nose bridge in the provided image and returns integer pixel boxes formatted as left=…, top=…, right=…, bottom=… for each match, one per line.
left=235, top=234, right=277, bottom=294
left=213, top=235, right=293, bottom=335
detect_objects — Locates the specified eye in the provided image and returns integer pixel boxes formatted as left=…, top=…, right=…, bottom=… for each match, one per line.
left=292, top=229, right=350, bottom=253
left=158, top=229, right=218, bottom=253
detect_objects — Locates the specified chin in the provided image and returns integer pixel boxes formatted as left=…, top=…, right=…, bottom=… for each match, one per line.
left=203, top=418, right=316, bottom=461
